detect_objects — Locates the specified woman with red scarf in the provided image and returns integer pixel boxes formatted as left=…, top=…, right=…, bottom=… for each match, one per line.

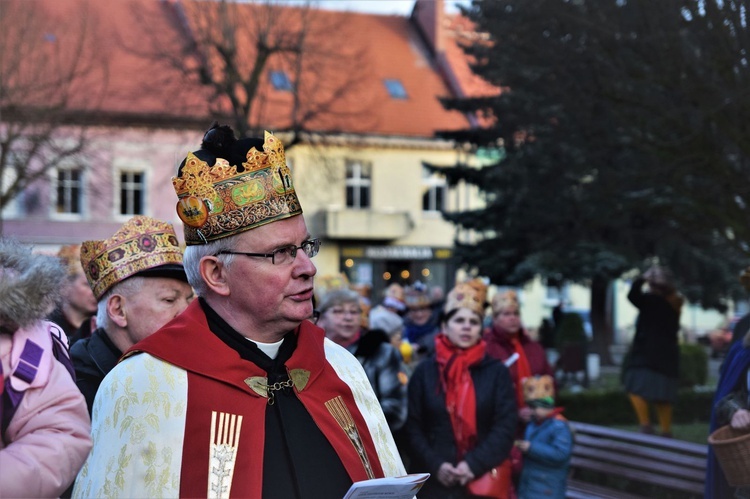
left=404, top=279, right=517, bottom=498
left=484, top=290, right=554, bottom=424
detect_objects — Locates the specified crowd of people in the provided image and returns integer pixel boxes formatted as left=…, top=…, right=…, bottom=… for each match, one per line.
left=0, top=122, right=747, bottom=498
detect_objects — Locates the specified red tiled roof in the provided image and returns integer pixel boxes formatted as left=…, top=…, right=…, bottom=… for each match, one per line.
left=443, top=13, right=501, bottom=99
left=2, top=0, right=471, bottom=138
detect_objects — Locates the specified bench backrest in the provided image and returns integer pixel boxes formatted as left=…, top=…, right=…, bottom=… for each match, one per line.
left=569, top=421, right=707, bottom=496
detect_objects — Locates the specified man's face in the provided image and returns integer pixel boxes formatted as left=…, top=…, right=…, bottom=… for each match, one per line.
left=122, top=277, right=194, bottom=348
left=67, top=272, right=98, bottom=315
left=223, top=215, right=317, bottom=338
left=407, top=305, right=432, bottom=326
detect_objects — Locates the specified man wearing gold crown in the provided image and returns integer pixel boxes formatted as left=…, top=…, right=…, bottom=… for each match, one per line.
left=73, top=124, right=405, bottom=499
left=69, top=216, right=194, bottom=415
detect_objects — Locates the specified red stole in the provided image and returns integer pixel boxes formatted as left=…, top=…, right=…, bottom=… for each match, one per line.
left=126, top=300, right=385, bottom=497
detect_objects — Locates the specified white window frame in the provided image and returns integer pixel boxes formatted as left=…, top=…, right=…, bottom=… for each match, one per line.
left=112, top=156, right=152, bottom=220
left=345, top=160, right=371, bottom=209
left=51, top=165, right=85, bottom=220
left=118, top=170, right=146, bottom=217
left=422, top=166, right=447, bottom=214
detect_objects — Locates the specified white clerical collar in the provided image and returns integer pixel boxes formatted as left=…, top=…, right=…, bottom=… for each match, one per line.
left=247, top=337, right=284, bottom=359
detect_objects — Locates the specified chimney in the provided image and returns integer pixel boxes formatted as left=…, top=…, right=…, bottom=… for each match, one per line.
left=411, top=0, right=444, bottom=55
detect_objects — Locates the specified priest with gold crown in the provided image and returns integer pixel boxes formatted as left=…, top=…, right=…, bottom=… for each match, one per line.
left=73, top=124, right=405, bottom=499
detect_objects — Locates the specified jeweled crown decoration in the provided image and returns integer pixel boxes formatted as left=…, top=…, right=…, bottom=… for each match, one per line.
left=444, top=278, right=488, bottom=317
left=80, top=216, right=184, bottom=300
left=172, top=130, right=302, bottom=245
left=57, top=244, right=84, bottom=276
left=491, top=289, right=520, bottom=315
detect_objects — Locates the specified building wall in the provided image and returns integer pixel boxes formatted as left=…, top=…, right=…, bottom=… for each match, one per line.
left=3, top=126, right=730, bottom=339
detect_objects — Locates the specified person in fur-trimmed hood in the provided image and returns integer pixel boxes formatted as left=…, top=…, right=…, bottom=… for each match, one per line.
left=0, top=238, right=92, bottom=497
left=706, top=267, right=750, bottom=499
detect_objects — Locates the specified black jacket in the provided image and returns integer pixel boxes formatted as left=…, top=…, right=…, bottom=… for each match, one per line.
left=349, top=329, right=408, bottom=431
left=404, top=353, right=517, bottom=499
left=627, top=278, right=681, bottom=377
left=69, top=328, right=123, bottom=415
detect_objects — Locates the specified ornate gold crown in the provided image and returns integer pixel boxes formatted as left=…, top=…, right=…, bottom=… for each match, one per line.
left=172, top=131, right=302, bottom=245
left=444, top=278, right=488, bottom=317
left=491, top=289, right=520, bottom=315
left=80, top=216, right=184, bottom=300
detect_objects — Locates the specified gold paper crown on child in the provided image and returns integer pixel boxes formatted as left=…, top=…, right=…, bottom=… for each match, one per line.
left=491, top=289, right=520, bottom=315
left=80, top=216, right=184, bottom=300
left=444, top=278, right=488, bottom=317
left=172, top=130, right=301, bottom=245
left=522, top=375, right=556, bottom=408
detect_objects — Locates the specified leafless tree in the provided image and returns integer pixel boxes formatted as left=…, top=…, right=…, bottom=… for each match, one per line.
left=0, top=0, right=108, bottom=223
left=128, top=0, right=376, bottom=145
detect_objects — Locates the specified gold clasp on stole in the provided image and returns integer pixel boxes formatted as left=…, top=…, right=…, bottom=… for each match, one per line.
left=244, top=369, right=310, bottom=405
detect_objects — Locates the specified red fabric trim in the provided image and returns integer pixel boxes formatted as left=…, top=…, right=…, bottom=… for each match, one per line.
left=181, top=373, right=266, bottom=498
left=128, top=300, right=384, bottom=496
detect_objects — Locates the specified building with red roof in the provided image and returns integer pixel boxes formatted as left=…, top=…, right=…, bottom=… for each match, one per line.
left=1, top=0, right=497, bottom=299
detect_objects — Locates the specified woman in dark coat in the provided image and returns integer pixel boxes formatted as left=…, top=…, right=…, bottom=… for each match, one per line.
left=405, top=279, right=517, bottom=499
left=623, top=265, right=683, bottom=437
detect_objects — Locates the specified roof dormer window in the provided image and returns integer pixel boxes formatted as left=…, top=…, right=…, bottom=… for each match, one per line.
left=270, top=71, right=293, bottom=91
left=384, top=78, right=407, bottom=100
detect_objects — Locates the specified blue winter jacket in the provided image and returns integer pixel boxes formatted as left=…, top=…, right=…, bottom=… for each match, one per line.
left=517, top=415, right=573, bottom=499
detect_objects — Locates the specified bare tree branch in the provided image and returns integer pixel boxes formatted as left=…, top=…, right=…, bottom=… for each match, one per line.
left=0, top=0, right=109, bottom=220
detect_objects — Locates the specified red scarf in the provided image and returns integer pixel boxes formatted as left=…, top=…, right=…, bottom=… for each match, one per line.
left=435, top=333, right=486, bottom=459
left=510, top=335, right=531, bottom=408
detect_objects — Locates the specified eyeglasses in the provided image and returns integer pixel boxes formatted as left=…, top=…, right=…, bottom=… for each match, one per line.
left=216, top=238, right=320, bottom=265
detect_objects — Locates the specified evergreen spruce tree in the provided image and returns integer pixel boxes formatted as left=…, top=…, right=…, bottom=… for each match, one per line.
left=430, top=0, right=750, bottom=362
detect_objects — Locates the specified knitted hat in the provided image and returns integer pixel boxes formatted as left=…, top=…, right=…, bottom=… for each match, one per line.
left=444, top=278, right=488, bottom=318
left=523, top=375, right=556, bottom=408
left=173, top=123, right=301, bottom=245
left=369, top=306, right=404, bottom=337
left=80, top=216, right=186, bottom=300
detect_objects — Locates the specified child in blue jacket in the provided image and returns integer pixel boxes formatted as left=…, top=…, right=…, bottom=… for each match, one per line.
left=515, top=375, right=573, bottom=499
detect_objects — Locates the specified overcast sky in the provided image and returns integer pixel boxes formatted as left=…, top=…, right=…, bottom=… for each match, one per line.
left=286, top=0, right=469, bottom=16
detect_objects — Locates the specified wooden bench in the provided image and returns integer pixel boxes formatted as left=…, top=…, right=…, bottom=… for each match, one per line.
left=566, top=421, right=707, bottom=499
